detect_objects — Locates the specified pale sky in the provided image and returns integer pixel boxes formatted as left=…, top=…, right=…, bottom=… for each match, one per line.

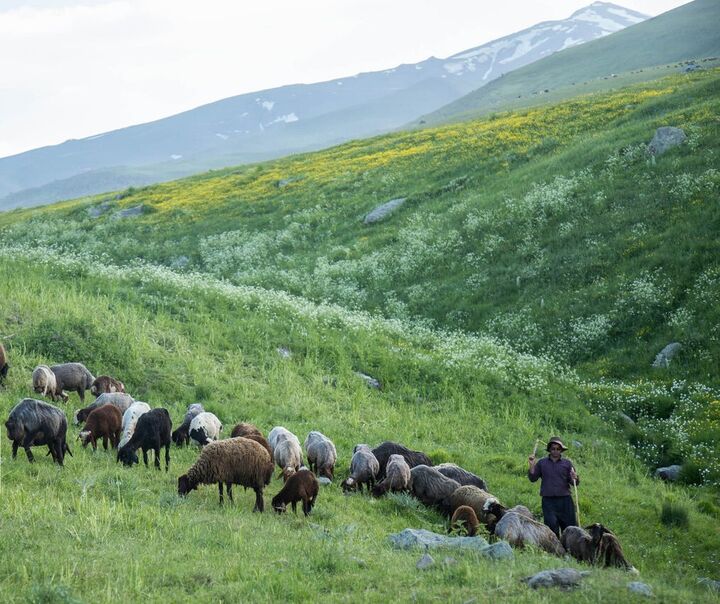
left=0, top=0, right=690, bottom=158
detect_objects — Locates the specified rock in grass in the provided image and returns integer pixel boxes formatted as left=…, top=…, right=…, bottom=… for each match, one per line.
left=628, top=582, right=653, bottom=597
left=317, top=476, right=332, bottom=486
left=654, top=465, right=682, bottom=482
left=698, top=578, right=720, bottom=592
left=389, top=529, right=512, bottom=559
left=652, top=342, right=682, bottom=368
left=355, top=371, right=381, bottom=390
left=416, top=553, right=435, bottom=570
left=523, top=568, right=589, bottom=589
left=363, top=198, right=406, bottom=224
left=648, top=127, right=686, bottom=156
left=113, top=205, right=144, bottom=219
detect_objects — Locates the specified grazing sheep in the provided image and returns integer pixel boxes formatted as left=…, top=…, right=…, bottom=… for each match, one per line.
left=372, top=454, right=411, bottom=497
left=450, top=505, right=480, bottom=537
left=587, top=524, right=635, bottom=570
left=560, top=526, right=595, bottom=564
left=171, top=403, right=204, bottom=447
left=188, top=412, right=223, bottom=447
left=0, top=342, right=8, bottom=385
left=273, top=437, right=304, bottom=477
left=371, top=441, right=432, bottom=481
left=5, top=398, right=71, bottom=465
left=272, top=468, right=319, bottom=516
left=32, top=365, right=62, bottom=402
left=90, top=375, right=126, bottom=396
left=79, top=404, right=122, bottom=451
left=50, top=363, right=95, bottom=403
left=74, top=392, right=134, bottom=425
left=119, top=402, right=151, bottom=448
left=268, top=426, right=301, bottom=456
left=231, top=422, right=263, bottom=438
left=342, top=444, right=380, bottom=493
left=435, top=463, right=488, bottom=490
left=448, top=485, right=501, bottom=526
left=304, top=431, right=337, bottom=480
left=410, top=465, right=461, bottom=514
left=177, top=437, right=273, bottom=511
left=117, top=408, right=172, bottom=471
left=484, top=500, right=565, bottom=556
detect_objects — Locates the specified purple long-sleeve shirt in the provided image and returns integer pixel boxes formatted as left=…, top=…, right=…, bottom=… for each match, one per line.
left=528, top=456, right=579, bottom=497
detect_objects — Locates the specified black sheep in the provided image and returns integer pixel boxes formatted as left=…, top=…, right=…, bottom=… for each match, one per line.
left=117, top=408, right=172, bottom=471
left=5, top=398, right=72, bottom=465
left=371, top=441, right=432, bottom=481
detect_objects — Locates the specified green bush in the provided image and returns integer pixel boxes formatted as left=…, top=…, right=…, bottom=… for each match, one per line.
left=660, top=499, right=690, bottom=528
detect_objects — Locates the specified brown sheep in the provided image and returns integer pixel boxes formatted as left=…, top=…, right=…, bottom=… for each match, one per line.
left=79, top=404, right=122, bottom=451
left=450, top=505, right=480, bottom=537
left=272, top=468, right=319, bottom=516
left=372, top=453, right=411, bottom=497
left=410, top=465, right=461, bottom=514
left=90, top=375, right=126, bottom=396
left=0, top=342, right=8, bottom=385
left=448, top=485, right=500, bottom=525
left=178, top=437, right=273, bottom=511
left=231, top=423, right=272, bottom=457
left=485, top=501, right=565, bottom=556
left=587, top=523, right=635, bottom=571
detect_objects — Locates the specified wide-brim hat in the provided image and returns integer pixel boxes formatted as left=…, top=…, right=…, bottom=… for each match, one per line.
left=546, top=437, right=568, bottom=452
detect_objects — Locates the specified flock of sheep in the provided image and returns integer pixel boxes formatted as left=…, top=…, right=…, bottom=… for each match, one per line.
left=3, top=357, right=635, bottom=570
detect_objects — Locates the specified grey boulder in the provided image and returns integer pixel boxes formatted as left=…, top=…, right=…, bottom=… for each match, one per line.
left=648, top=127, right=686, bottom=156
left=523, top=568, right=589, bottom=589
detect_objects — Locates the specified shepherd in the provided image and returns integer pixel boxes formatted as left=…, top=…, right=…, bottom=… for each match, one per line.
left=528, top=436, right=579, bottom=537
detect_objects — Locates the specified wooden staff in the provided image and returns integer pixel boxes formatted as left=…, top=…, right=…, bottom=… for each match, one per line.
left=572, top=478, right=581, bottom=525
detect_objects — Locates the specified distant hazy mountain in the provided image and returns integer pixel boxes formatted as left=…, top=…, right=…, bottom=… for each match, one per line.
left=0, top=2, right=647, bottom=209
left=417, top=0, right=720, bottom=126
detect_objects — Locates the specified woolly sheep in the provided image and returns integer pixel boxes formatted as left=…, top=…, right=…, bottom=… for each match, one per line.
left=90, top=375, right=126, bottom=396
left=273, top=437, right=303, bottom=477
left=372, top=453, right=411, bottom=497
left=117, top=408, right=172, bottom=471
left=484, top=501, right=565, bottom=556
left=450, top=505, right=480, bottom=537
left=371, top=441, right=432, bottom=481
left=0, top=342, right=9, bottom=385
left=171, top=403, right=204, bottom=447
left=32, top=365, right=62, bottom=402
left=410, top=465, right=460, bottom=514
left=434, top=463, right=488, bottom=490
left=119, top=402, right=151, bottom=448
left=74, top=392, right=134, bottom=425
left=188, top=412, right=223, bottom=446
left=304, top=431, right=337, bottom=480
left=50, top=362, right=95, bottom=403
left=449, top=486, right=501, bottom=526
left=178, top=437, right=274, bottom=511
left=79, top=404, right=122, bottom=451
left=342, top=444, right=380, bottom=493
left=268, top=426, right=301, bottom=456
left=5, top=398, right=71, bottom=465
left=560, top=526, right=595, bottom=564
left=586, top=523, right=635, bottom=571
left=231, top=422, right=263, bottom=439
left=271, top=468, right=319, bottom=516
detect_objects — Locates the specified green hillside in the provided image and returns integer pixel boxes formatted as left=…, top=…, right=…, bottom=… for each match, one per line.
left=416, top=0, right=720, bottom=126
left=1, top=68, right=719, bottom=602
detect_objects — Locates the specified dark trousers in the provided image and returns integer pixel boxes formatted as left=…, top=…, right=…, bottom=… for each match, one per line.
left=542, top=495, right=577, bottom=537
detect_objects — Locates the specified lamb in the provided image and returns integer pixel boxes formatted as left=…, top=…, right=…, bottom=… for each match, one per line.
left=434, top=463, right=488, bottom=490
left=342, top=444, right=380, bottom=493
left=74, top=392, right=134, bottom=425
left=371, top=453, right=411, bottom=497
left=188, top=412, right=223, bottom=446
left=0, top=341, right=8, bottom=385
left=78, top=404, right=122, bottom=451
left=273, top=437, right=303, bottom=477
left=90, top=375, right=126, bottom=396
left=587, top=523, right=635, bottom=571
left=178, top=437, right=274, bottom=511
left=484, top=500, right=565, bottom=556
left=171, top=403, right=204, bottom=447
left=49, top=362, right=95, bottom=403
left=32, top=365, right=62, bottom=402
left=450, top=505, right=480, bottom=537
left=271, top=468, right=319, bottom=516
left=410, top=465, right=460, bottom=514
left=119, top=402, right=151, bottom=448
left=371, top=441, right=433, bottom=481
left=5, top=398, right=71, bottom=465
left=303, top=431, right=337, bottom=480
left=117, top=408, right=172, bottom=471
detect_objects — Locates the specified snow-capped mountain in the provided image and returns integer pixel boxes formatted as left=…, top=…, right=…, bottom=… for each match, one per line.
left=0, top=2, right=648, bottom=209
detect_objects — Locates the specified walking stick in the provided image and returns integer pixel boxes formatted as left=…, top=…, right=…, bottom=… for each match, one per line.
left=572, top=478, right=581, bottom=526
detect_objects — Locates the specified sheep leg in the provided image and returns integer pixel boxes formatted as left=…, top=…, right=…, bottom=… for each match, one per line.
left=21, top=434, right=35, bottom=463
left=92, top=436, right=98, bottom=452
left=12, top=440, right=19, bottom=459
left=218, top=482, right=224, bottom=505
left=154, top=445, right=161, bottom=470
left=77, top=388, right=85, bottom=403
left=291, top=501, right=297, bottom=514
left=142, top=448, right=149, bottom=467
left=253, top=488, right=264, bottom=513
left=165, top=444, right=170, bottom=472
left=102, top=435, right=108, bottom=450
left=302, top=499, right=311, bottom=516
left=226, top=483, right=233, bottom=503
left=52, top=439, right=64, bottom=466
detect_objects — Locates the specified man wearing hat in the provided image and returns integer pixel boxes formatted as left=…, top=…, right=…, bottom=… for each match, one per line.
left=528, top=436, right=579, bottom=536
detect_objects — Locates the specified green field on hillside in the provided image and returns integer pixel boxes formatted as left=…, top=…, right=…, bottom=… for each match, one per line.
left=1, top=67, right=719, bottom=602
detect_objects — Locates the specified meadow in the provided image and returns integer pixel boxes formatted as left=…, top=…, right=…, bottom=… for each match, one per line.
left=0, top=68, right=719, bottom=602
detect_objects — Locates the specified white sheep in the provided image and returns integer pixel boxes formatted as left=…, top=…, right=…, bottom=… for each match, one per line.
left=118, top=402, right=151, bottom=448
left=188, top=412, right=223, bottom=446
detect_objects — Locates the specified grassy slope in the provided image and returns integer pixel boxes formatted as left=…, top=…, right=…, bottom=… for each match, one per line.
left=0, top=257, right=718, bottom=603
left=417, top=0, right=720, bottom=126
left=1, top=69, right=719, bottom=602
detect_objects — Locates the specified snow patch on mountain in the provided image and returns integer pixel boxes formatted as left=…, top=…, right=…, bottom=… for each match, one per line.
left=607, top=6, right=644, bottom=23
left=271, top=113, right=299, bottom=124
left=571, top=7, right=628, bottom=31
left=215, top=133, right=229, bottom=140
left=500, top=33, right=551, bottom=65
left=258, top=100, right=275, bottom=111
left=560, top=36, right=584, bottom=50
